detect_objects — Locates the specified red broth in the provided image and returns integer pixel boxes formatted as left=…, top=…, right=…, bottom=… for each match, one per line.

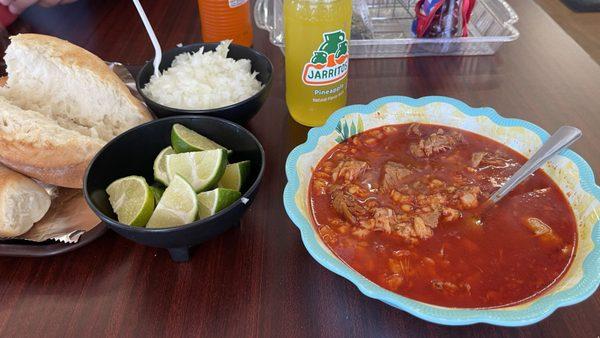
left=309, top=123, right=576, bottom=308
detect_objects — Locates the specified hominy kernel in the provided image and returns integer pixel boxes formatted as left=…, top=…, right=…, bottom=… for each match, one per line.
left=383, top=126, right=397, bottom=134
left=371, top=130, right=385, bottom=139
left=364, top=138, right=378, bottom=146
left=314, top=171, right=330, bottom=179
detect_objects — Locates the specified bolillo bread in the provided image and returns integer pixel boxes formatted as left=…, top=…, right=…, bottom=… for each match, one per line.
left=0, top=164, right=51, bottom=238
left=0, top=33, right=152, bottom=187
left=0, top=97, right=105, bottom=188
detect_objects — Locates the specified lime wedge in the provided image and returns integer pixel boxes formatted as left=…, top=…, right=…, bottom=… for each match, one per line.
left=106, top=175, right=154, bottom=226
left=153, top=146, right=176, bottom=185
left=166, top=149, right=227, bottom=192
left=197, top=188, right=241, bottom=219
left=146, top=175, right=198, bottom=228
left=218, top=160, right=251, bottom=191
left=149, top=185, right=164, bottom=204
left=171, top=124, right=229, bottom=153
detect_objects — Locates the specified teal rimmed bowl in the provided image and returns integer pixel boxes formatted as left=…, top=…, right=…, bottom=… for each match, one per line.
left=283, top=96, right=600, bottom=326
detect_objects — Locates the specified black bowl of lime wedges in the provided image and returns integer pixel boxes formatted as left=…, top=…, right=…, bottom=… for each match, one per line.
left=83, top=116, right=264, bottom=261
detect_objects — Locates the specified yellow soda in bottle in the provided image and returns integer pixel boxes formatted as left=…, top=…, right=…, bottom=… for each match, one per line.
left=284, top=0, right=352, bottom=126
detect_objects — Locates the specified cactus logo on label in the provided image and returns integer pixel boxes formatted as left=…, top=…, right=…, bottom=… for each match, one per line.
left=302, top=30, right=349, bottom=86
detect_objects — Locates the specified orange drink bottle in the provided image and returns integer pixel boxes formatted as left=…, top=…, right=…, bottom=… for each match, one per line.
left=284, top=0, right=352, bottom=126
left=198, top=0, right=254, bottom=47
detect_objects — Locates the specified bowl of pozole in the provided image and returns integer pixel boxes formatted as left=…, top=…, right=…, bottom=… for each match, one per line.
left=283, top=96, right=600, bottom=326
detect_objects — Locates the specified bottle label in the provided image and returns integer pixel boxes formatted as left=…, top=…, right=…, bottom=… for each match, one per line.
left=302, top=30, right=349, bottom=86
left=228, top=0, right=248, bottom=8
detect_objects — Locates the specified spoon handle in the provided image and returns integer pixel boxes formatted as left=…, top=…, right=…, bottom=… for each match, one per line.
left=133, top=0, right=162, bottom=77
left=488, top=126, right=582, bottom=204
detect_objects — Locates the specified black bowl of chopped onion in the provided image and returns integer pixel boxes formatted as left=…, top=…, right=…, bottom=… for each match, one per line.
left=136, top=42, right=273, bottom=123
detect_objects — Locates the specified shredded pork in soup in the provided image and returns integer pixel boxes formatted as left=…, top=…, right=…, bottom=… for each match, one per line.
left=309, top=123, right=577, bottom=308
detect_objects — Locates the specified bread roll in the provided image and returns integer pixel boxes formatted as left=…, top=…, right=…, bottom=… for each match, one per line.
left=0, top=97, right=105, bottom=188
left=0, top=33, right=152, bottom=187
left=2, top=34, right=152, bottom=141
left=0, top=164, right=51, bottom=238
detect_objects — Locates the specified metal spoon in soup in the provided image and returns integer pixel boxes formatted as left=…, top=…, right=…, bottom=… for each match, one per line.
left=472, top=126, right=582, bottom=226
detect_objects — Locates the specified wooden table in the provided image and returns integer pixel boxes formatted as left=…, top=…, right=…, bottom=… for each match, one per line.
left=1, top=0, right=599, bottom=336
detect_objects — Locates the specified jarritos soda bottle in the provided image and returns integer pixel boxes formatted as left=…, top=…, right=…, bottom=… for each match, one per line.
left=284, top=0, right=352, bottom=126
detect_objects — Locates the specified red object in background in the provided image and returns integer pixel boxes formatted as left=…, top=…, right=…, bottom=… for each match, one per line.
left=414, top=0, right=476, bottom=38
left=0, top=5, right=16, bottom=27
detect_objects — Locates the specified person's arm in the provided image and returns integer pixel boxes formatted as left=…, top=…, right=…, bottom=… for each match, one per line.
left=0, top=0, right=77, bottom=15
